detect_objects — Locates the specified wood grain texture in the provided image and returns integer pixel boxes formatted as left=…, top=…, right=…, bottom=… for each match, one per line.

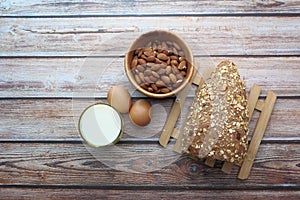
left=0, top=143, right=299, bottom=187
left=239, top=91, right=277, bottom=179
left=0, top=17, right=299, bottom=57
left=0, top=98, right=299, bottom=141
left=1, top=0, right=300, bottom=16
left=0, top=188, right=299, bottom=200
left=0, top=57, right=299, bottom=98
left=248, top=84, right=262, bottom=120
left=0, top=0, right=299, bottom=197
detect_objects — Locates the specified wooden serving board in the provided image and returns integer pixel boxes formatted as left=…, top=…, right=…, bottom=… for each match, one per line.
left=159, top=74, right=277, bottom=180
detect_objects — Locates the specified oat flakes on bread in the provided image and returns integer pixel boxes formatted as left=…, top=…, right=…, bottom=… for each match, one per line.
left=179, top=61, right=249, bottom=166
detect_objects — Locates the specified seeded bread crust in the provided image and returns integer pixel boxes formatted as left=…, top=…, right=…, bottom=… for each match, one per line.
left=180, top=61, right=249, bottom=166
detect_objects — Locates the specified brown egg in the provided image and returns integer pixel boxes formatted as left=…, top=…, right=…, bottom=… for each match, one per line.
left=107, top=86, right=132, bottom=114
left=129, top=99, right=151, bottom=126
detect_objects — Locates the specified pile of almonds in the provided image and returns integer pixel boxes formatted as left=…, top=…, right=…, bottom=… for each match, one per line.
left=130, top=40, right=188, bottom=94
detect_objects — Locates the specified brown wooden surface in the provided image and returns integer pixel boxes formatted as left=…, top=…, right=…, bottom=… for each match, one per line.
left=239, top=88, right=277, bottom=179
left=0, top=17, right=299, bottom=57
left=0, top=57, right=299, bottom=98
left=0, top=0, right=299, bottom=199
left=1, top=0, right=300, bottom=16
left=0, top=98, right=299, bottom=141
left=0, top=143, right=299, bottom=187
left=1, top=189, right=299, bottom=200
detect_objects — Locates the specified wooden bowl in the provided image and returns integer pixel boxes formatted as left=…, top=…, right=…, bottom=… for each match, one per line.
left=124, top=30, right=194, bottom=98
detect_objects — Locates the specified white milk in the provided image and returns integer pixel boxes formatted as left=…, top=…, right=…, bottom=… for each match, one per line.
left=79, top=104, right=122, bottom=147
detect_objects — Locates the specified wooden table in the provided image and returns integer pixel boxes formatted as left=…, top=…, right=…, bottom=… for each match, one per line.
left=1, top=1, right=300, bottom=199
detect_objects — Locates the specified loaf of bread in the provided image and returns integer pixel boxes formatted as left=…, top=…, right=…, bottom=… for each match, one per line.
left=179, top=61, right=249, bottom=166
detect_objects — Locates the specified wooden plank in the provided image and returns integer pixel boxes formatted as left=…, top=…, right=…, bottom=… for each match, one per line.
left=1, top=0, right=300, bottom=16
left=171, top=128, right=179, bottom=139
left=0, top=98, right=299, bottom=141
left=248, top=84, right=262, bottom=120
left=1, top=57, right=299, bottom=98
left=255, top=100, right=265, bottom=111
left=0, top=188, right=299, bottom=200
left=192, top=75, right=202, bottom=85
left=221, top=162, right=234, bottom=174
left=239, top=91, right=277, bottom=179
left=159, top=100, right=184, bottom=147
left=0, top=143, right=299, bottom=187
left=0, top=17, right=299, bottom=57
left=204, top=158, right=216, bottom=167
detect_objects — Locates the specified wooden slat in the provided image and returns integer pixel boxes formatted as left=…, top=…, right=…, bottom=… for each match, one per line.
left=0, top=17, right=299, bottom=57
left=1, top=0, right=300, bottom=16
left=239, top=91, right=277, bottom=179
left=1, top=57, right=299, bottom=98
left=204, top=158, right=216, bottom=167
left=0, top=98, right=299, bottom=141
left=171, top=128, right=179, bottom=139
left=221, top=162, right=234, bottom=174
left=248, top=85, right=262, bottom=120
left=192, top=75, right=202, bottom=85
left=159, top=99, right=185, bottom=147
left=0, top=188, right=299, bottom=200
left=0, top=143, right=299, bottom=187
left=255, top=101, right=265, bottom=111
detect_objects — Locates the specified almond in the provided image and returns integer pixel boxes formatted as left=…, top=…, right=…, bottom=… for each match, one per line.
left=157, top=53, right=168, bottom=61
left=170, top=55, right=179, bottom=60
left=172, top=47, right=178, bottom=55
left=140, top=83, right=148, bottom=90
left=156, top=80, right=166, bottom=87
left=146, top=56, right=156, bottom=62
left=135, top=74, right=142, bottom=84
left=171, top=66, right=180, bottom=74
left=178, top=60, right=186, bottom=70
left=131, top=56, right=138, bottom=69
left=176, top=73, right=183, bottom=80
left=144, top=50, right=154, bottom=57
left=143, top=47, right=152, bottom=52
left=151, top=83, right=158, bottom=91
left=157, top=68, right=166, bottom=75
left=173, top=82, right=181, bottom=88
left=161, top=88, right=171, bottom=93
left=148, top=87, right=154, bottom=92
left=152, top=71, right=160, bottom=78
left=155, top=58, right=162, bottom=64
left=169, top=73, right=177, bottom=84
left=139, top=72, right=145, bottom=82
left=147, top=62, right=155, bottom=68
left=144, top=69, right=152, bottom=76
left=138, top=58, right=146, bottom=65
left=149, top=75, right=158, bottom=82
left=151, top=64, right=161, bottom=71
left=138, top=49, right=143, bottom=57
left=166, top=66, right=172, bottom=74
left=144, top=76, right=151, bottom=83
left=171, top=59, right=178, bottom=66
left=137, top=65, right=145, bottom=72
left=161, top=76, right=171, bottom=85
